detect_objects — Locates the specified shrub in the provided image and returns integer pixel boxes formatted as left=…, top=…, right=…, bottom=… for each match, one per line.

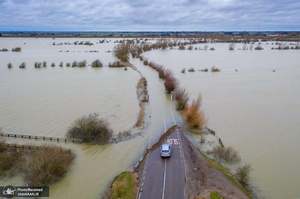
left=91, top=59, right=103, bottom=68
left=43, top=61, right=47, bottom=67
left=7, top=63, right=12, bottom=69
left=174, top=88, right=189, bottom=111
left=114, top=43, right=130, bottom=62
left=66, top=63, right=71, bottom=67
left=210, top=146, right=241, bottom=163
left=179, top=45, right=185, bottom=50
left=184, top=96, right=206, bottom=130
left=0, top=139, right=22, bottom=175
left=164, top=71, right=177, bottom=94
left=72, top=61, right=78, bottom=67
left=235, top=164, right=251, bottom=188
left=181, top=68, right=186, bottom=73
left=78, top=60, right=87, bottom=67
left=51, top=63, right=55, bottom=67
left=188, top=68, right=195, bottom=72
left=59, top=62, right=63, bottom=67
left=143, top=60, right=148, bottom=65
left=34, top=62, right=41, bottom=68
left=109, top=61, right=126, bottom=68
left=0, top=48, right=9, bottom=52
left=12, top=47, right=21, bottom=52
left=0, top=151, right=21, bottom=174
left=211, top=66, right=220, bottom=72
left=25, top=146, right=74, bottom=186
left=158, top=67, right=166, bottom=79
left=19, top=62, right=26, bottom=69
left=67, top=113, right=112, bottom=144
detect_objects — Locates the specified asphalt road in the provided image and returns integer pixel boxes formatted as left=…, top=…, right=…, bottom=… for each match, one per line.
left=138, top=128, right=186, bottom=199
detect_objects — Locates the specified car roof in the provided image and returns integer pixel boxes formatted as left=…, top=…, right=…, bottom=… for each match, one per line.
left=161, top=144, right=170, bottom=150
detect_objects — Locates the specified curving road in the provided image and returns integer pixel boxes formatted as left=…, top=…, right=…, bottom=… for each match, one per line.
left=138, top=127, right=186, bottom=199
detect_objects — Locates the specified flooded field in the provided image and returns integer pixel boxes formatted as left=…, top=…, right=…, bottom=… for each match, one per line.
left=0, top=37, right=179, bottom=198
left=1, top=38, right=299, bottom=199
left=144, top=43, right=300, bottom=199
left=0, top=38, right=140, bottom=135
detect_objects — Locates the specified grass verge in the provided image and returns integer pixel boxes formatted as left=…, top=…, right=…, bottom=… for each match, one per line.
left=111, top=171, right=137, bottom=199
left=202, top=153, right=252, bottom=198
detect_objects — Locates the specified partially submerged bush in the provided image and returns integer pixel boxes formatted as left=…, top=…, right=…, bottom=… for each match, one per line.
left=188, top=68, right=195, bottom=72
left=210, top=146, right=241, bottom=163
left=34, top=62, right=42, bottom=68
left=59, top=62, right=63, bottom=67
left=184, top=96, right=206, bottom=130
left=164, top=70, right=177, bottom=94
left=174, top=88, right=189, bottom=111
left=91, top=59, right=103, bottom=68
left=25, top=146, right=74, bottom=186
left=114, top=43, right=130, bottom=62
left=51, top=63, right=55, bottom=67
left=19, top=62, right=26, bottom=69
left=235, top=164, right=251, bottom=189
left=179, top=45, right=185, bottom=50
left=12, top=47, right=21, bottom=52
left=78, top=60, right=87, bottom=67
left=211, top=66, right=220, bottom=72
left=158, top=67, right=166, bottom=79
left=7, top=63, right=12, bottom=69
left=143, top=60, right=148, bottom=65
left=109, top=61, right=127, bottom=68
left=67, top=113, right=112, bottom=144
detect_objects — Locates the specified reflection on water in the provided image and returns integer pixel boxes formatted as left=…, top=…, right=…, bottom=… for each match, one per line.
left=144, top=43, right=300, bottom=199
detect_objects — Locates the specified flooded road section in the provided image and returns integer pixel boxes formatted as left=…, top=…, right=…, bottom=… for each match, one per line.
left=0, top=38, right=181, bottom=198
left=144, top=42, right=300, bottom=199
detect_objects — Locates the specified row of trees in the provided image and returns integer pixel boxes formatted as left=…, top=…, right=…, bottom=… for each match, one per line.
left=7, top=59, right=103, bottom=69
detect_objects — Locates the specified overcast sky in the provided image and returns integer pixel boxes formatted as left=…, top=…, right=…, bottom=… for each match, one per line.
left=0, top=0, right=299, bottom=31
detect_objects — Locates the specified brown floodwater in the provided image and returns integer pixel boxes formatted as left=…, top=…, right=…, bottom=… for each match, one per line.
left=144, top=42, right=300, bottom=199
left=0, top=38, right=180, bottom=198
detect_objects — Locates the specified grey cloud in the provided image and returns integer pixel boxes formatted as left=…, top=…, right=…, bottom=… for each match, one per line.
left=0, top=0, right=299, bottom=30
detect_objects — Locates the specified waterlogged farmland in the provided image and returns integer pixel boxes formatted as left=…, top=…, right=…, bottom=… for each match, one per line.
left=0, top=37, right=180, bottom=198
left=0, top=38, right=140, bottom=135
left=0, top=37, right=300, bottom=199
left=144, top=42, right=300, bottom=199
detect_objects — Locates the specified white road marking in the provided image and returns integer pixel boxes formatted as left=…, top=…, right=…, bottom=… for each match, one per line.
left=161, top=159, right=167, bottom=199
left=167, top=138, right=179, bottom=145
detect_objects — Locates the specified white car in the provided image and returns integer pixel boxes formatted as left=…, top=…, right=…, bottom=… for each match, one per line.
left=160, top=144, right=172, bottom=158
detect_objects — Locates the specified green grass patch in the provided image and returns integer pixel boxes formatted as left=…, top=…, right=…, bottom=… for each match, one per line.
left=210, top=192, right=224, bottom=199
left=202, top=153, right=252, bottom=198
left=111, top=171, right=137, bottom=199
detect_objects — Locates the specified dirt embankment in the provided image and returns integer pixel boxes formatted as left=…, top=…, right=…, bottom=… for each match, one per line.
left=182, top=134, right=250, bottom=199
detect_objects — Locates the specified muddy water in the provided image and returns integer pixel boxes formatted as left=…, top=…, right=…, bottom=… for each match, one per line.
left=0, top=38, right=179, bottom=198
left=0, top=38, right=139, bottom=134
left=144, top=43, right=300, bottom=199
